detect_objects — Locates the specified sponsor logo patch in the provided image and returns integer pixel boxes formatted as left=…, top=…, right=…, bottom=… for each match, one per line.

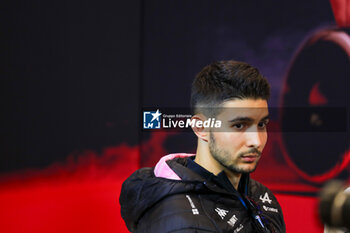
left=263, top=205, right=278, bottom=213
left=233, top=224, right=244, bottom=233
left=227, top=214, right=238, bottom=227
left=259, top=192, right=272, bottom=204
left=215, top=207, right=229, bottom=220
left=185, top=195, right=199, bottom=215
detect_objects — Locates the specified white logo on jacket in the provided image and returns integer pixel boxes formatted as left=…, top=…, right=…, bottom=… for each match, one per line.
left=215, top=207, right=229, bottom=219
left=185, top=195, right=199, bottom=215
left=233, top=224, right=244, bottom=233
left=259, top=192, right=272, bottom=204
left=263, top=205, right=278, bottom=213
left=227, top=214, right=238, bottom=227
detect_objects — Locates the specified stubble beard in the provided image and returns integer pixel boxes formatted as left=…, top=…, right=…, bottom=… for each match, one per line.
left=208, top=133, right=261, bottom=174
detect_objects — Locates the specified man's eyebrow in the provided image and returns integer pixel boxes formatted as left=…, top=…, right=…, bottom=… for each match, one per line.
left=228, top=115, right=270, bottom=123
left=260, top=115, right=270, bottom=121
left=229, top=117, right=254, bottom=123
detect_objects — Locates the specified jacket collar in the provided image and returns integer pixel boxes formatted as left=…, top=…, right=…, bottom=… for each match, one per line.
left=154, top=153, right=194, bottom=180
left=154, top=153, right=250, bottom=195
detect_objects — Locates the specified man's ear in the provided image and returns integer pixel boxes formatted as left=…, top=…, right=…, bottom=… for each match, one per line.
left=191, top=114, right=209, bottom=142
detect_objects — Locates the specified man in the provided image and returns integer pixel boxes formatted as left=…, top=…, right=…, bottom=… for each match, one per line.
left=120, top=60, right=286, bottom=233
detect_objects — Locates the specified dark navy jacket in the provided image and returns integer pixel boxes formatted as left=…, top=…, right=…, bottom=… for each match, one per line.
left=120, top=154, right=286, bottom=233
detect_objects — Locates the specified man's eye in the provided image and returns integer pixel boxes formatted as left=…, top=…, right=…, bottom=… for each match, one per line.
left=258, top=121, right=269, bottom=129
left=232, top=123, right=245, bottom=129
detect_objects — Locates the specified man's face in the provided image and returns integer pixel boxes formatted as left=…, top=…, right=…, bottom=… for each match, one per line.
left=208, top=98, right=269, bottom=174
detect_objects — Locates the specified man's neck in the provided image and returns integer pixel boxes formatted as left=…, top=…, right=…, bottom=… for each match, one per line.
left=194, top=140, right=242, bottom=190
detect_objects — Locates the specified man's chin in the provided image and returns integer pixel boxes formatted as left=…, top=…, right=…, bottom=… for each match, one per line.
left=234, top=163, right=258, bottom=174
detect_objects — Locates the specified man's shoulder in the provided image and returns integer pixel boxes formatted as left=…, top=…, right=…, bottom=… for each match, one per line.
left=249, top=179, right=286, bottom=232
left=249, top=179, right=280, bottom=208
left=249, top=179, right=274, bottom=197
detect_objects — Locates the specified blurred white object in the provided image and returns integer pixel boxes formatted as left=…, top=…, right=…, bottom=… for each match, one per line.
left=345, top=187, right=350, bottom=193
left=324, top=186, right=350, bottom=233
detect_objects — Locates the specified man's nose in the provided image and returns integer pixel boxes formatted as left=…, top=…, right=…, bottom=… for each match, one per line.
left=245, top=130, right=263, bottom=148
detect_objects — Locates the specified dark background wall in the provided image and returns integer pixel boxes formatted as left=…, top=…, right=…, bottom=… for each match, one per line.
left=142, top=0, right=334, bottom=108
left=1, top=0, right=335, bottom=173
left=1, top=0, right=140, bottom=172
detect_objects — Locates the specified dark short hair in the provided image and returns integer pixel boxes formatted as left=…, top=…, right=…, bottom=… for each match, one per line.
left=191, top=60, right=270, bottom=116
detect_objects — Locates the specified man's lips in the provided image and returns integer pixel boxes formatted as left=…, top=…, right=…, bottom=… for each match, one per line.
left=240, top=154, right=260, bottom=162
